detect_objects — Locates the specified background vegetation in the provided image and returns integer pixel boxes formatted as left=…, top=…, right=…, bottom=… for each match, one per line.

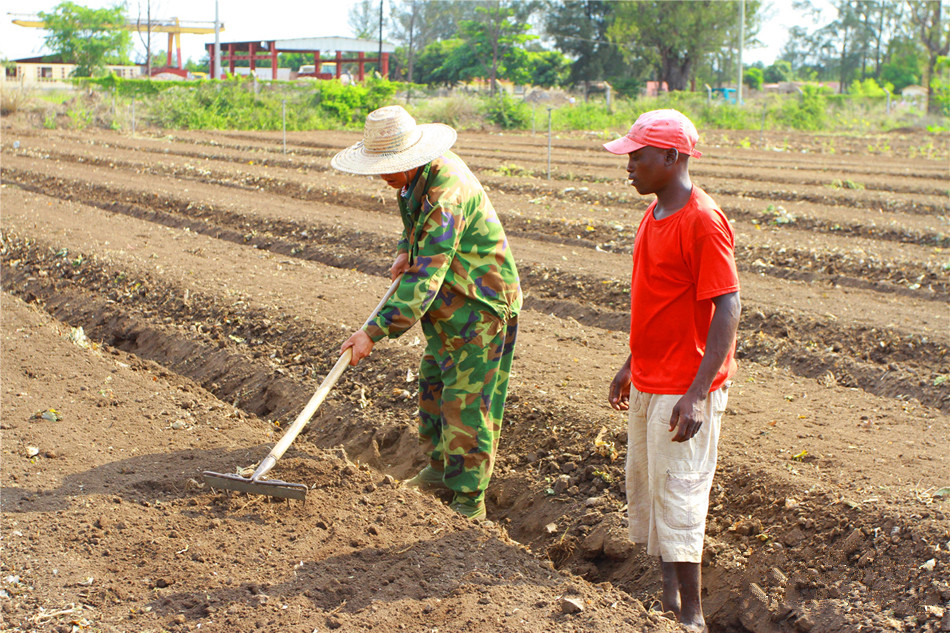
left=6, top=0, right=948, bottom=131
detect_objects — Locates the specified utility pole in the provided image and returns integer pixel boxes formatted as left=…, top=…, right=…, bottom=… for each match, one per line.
left=378, top=0, right=384, bottom=76
left=407, top=0, right=416, bottom=101
left=214, top=0, right=221, bottom=79
left=737, top=0, right=745, bottom=106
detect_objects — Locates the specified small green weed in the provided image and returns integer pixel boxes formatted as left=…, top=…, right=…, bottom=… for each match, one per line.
left=829, top=179, right=865, bottom=190
left=495, top=163, right=532, bottom=177
left=761, top=204, right=796, bottom=225
left=592, top=468, right=613, bottom=484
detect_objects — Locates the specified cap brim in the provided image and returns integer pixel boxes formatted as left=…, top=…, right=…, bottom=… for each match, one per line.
left=331, top=124, right=458, bottom=175
left=603, top=136, right=645, bottom=155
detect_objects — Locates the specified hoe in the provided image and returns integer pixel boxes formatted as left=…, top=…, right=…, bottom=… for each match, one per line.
left=202, top=276, right=402, bottom=501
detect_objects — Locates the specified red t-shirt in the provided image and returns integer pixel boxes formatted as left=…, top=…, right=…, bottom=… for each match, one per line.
left=629, top=186, right=739, bottom=394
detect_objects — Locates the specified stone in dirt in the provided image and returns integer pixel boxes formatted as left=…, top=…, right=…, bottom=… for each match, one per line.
left=560, top=597, right=585, bottom=614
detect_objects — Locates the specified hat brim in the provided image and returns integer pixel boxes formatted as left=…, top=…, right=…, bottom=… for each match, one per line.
left=603, top=136, right=703, bottom=158
left=330, top=123, right=458, bottom=175
left=603, top=136, right=646, bottom=155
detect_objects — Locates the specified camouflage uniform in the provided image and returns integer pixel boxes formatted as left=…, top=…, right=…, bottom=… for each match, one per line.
left=363, top=150, right=522, bottom=504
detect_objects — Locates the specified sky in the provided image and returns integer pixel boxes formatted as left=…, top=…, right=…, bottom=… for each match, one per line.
left=1, top=0, right=819, bottom=68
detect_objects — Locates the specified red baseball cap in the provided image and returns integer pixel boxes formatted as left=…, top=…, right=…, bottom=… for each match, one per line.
left=603, top=109, right=702, bottom=158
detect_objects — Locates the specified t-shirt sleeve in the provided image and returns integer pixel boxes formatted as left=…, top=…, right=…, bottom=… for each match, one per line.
left=691, top=218, right=740, bottom=301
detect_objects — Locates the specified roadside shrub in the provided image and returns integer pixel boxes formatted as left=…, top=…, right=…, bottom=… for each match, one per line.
left=313, top=79, right=367, bottom=124
left=409, top=95, right=481, bottom=129
left=931, top=55, right=950, bottom=117
left=848, top=77, right=893, bottom=97
left=775, top=84, right=827, bottom=131
left=482, top=93, right=531, bottom=129
left=363, top=75, right=398, bottom=112
left=0, top=86, right=30, bottom=116
left=553, top=101, right=614, bottom=131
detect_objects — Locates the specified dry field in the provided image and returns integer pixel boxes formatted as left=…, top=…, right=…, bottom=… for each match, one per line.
left=1, top=121, right=948, bottom=633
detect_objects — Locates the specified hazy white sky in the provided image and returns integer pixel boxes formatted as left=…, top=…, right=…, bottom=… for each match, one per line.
left=1, top=0, right=813, bottom=67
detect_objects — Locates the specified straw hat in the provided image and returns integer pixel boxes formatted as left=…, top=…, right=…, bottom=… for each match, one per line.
left=330, top=105, right=457, bottom=175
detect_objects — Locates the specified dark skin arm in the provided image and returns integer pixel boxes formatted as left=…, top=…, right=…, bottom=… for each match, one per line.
left=608, top=353, right=633, bottom=411
left=608, top=291, right=741, bottom=442
left=668, top=291, right=740, bottom=441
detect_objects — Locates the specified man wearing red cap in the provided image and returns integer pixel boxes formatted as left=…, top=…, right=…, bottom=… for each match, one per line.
left=605, top=109, right=741, bottom=631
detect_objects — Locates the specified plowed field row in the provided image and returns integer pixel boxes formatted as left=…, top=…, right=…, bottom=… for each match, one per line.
left=8, top=129, right=950, bottom=215
left=3, top=154, right=947, bottom=414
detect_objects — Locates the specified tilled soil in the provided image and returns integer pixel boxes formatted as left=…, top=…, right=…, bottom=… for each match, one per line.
left=1, top=123, right=948, bottom=633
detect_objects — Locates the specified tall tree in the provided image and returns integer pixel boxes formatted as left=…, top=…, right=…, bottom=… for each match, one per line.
left=782, top=1, right=910, bottom=89
left=607, top=0, right=761, bottom=92
left=544, top=1, right=626, bottom=97
left=907, top=0, right=950, bottom=114
left=389, top=0, right=482, bottom=50
left=39, top=1, right=132, bottom=77
left=458, top=1, right=534, bottom=94
left=349, top=0, right=378, bottom=39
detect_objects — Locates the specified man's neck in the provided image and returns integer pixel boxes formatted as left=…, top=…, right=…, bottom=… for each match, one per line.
left=653, top=174, right=693, bottom=220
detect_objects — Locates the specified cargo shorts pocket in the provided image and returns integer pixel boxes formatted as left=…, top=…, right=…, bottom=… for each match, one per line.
left=663, top=471, right=712, bottom=530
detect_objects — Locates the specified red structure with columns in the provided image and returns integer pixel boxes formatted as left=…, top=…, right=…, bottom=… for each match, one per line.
left=205, top=36, right=393, bottom=81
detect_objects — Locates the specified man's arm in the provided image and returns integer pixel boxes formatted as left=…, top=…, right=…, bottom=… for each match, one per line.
left=668, top=291, right=741, bottom=442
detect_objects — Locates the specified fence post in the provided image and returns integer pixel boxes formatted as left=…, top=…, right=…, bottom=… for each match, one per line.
left=282, top=99, right=287, bottom=154
left=547, top=106, right=553, bottom=180
left=759, top=102, right=767, bottom=148
left=884, top=88, right=891, bottom=115
left=131, top=97, right=136, bottom=135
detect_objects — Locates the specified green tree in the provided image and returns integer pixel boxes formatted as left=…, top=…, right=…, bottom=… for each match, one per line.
left=744, top=66, right=764, bottom=90
left=389, top=0, right=481, bottom=50
left=348, top=0, right=379, bottom=40
left=414, top=38, right=471, bottom=85
left=879, top=35, right=924, bottom=92
left=39, top=1, right=132, bottom=77
left=764, top=59, right=794, bottom=83
left=907, top=0, right=950, bottom=114
left=524, top=48, right=571, bottom=87
left=543, top=1, right=626, bottom=97
left=782, top=1, right=911, bottom=91
left=457, top=2, right=535, bottom=94
left=607, top=0, right=761, bottom=92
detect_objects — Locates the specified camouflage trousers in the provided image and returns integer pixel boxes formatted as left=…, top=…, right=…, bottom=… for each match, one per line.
left=417, top=313, right=518, bottom=504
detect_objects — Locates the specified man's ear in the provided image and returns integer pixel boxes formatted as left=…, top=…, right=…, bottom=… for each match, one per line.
left=665, top=148, right=680, bottom=165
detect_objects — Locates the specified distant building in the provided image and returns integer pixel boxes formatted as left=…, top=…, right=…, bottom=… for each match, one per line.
left=643, top=81, right=669, bottom=97
left=2, top=56, right=143, bottom=88
left=207, top=36, right=396, bottom=81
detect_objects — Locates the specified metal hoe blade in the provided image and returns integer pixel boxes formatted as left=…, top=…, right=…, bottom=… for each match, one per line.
left=202, top=471, right=308, bottom=501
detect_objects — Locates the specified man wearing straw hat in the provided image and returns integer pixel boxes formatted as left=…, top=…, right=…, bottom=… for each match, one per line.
left=332, top=105, right=521, bottom=521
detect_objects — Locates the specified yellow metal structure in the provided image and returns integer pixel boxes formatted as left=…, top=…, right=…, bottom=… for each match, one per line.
left=11, top=15, right=222, bottom=72
left=11, top=18, right=219, bottom=34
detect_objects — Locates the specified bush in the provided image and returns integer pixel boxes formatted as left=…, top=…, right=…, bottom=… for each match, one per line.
left=848, top=77, right=893, bottom=97
left=775, top=84, right=827, bottom=131
left=409, top=95, right=481, bottom=129
left=482, top=93, right=531, bottom=129
left=744, top=67, right=764, bottom=91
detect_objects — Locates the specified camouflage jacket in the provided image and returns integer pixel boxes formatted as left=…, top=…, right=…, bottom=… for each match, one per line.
left=363, top=150, right=522, bottom=343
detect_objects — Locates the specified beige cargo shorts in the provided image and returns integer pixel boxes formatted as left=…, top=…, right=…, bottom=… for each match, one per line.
left=624, top=384, right=729, bottom=563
